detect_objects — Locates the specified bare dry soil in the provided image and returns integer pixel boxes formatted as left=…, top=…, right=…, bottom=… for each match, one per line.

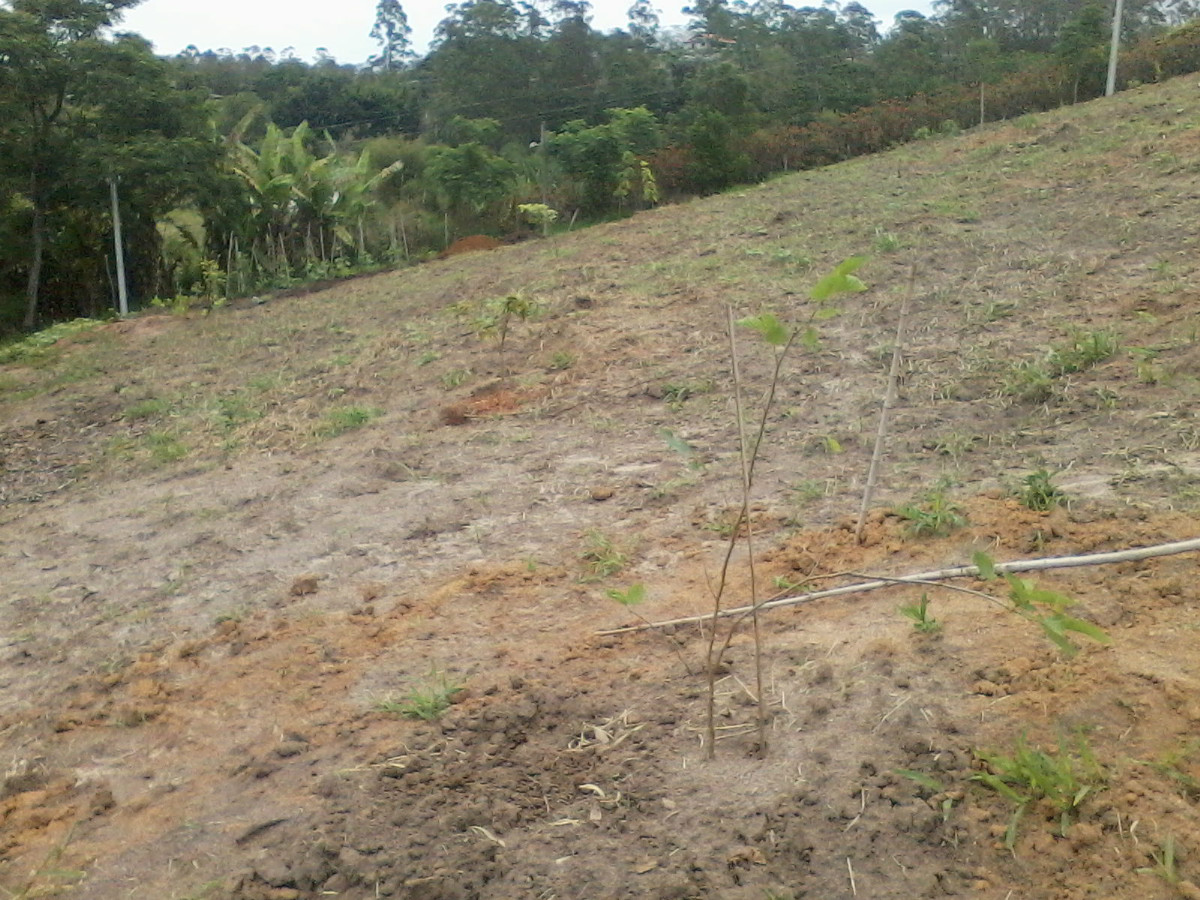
left=3, top=77, right=1200, bottom=900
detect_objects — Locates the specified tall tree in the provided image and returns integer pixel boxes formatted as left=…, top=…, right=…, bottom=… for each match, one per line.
left=0, top=0, right=215, bottom=329
left=0, top=0, right=132, bottom=328
left=1057, top=2, right=1107, bottom=100
left=370, top=0, right=413, bottom=71
left=541, top=0, right=602, bottom=122
left=626, top=0, right=661, bottom=43
left=425, top=0, right=539, bottom=137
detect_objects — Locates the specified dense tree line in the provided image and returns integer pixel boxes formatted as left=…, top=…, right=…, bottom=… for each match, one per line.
left=2, top=0, right=1199, bottom=332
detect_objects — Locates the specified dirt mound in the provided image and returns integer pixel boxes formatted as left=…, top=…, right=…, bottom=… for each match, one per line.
left=439, top=235, right=504, bottom=258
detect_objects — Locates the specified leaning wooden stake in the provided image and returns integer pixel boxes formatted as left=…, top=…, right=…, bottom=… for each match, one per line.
left=855, top=266, right=915, bottom=544
left=597, top=537, right=1200, bottom=635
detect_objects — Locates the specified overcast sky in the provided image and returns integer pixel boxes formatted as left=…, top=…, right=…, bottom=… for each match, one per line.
left=120, top=1, right=936, bottom=65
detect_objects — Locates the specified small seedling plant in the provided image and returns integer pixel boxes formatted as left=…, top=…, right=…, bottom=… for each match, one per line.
left=703, top=257, right=868, bottom=758
left=1017, top=468, right=1065, bottom=511
left=476, top=293, right=542, bottom=374
left=896, top=490, right=967, bottom=537
left=899, top=593, right=941, bottom=634
left=377, top=669, right=463, bottom=721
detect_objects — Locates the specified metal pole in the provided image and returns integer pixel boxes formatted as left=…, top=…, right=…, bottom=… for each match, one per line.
left=109, top=176, right=129, bottom=316
left=1106, top=0, right=1125, bottom=96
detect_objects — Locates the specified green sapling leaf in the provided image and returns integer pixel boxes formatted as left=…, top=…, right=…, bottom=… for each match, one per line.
left=1025, top=585, right=1074, bottom=611
left=1038, top=620, right=1079, bottom=656
left=1005, top=574, right=1036, bottom=610
left=894, top=769, right=943, bottom=791
left=972, top=771, right=1029, bottom=804
left=810, top=256, right=869, bottom=301
left=659, top=427, right=696, bottom=460
left=738, top=313, right=790, bottom=346
left=1049, top=614, right=1111, bottom=645
left=833, top=256, right=868, bottom=277
left=607, top=583, right=646, bottom=606
left=973, top=551, right=997, bottom=581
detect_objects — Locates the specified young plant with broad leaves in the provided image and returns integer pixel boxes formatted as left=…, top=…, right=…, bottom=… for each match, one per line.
left=974, top=552, right=1110, bottom=657
left=704, top=257, right=868, bottom=759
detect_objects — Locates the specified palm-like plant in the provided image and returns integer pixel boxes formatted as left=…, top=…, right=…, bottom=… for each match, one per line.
left=226, top=119, right=403, bottom=279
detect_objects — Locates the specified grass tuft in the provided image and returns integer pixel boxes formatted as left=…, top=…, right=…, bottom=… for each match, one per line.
left=376, top=670, right=463, bottom=720
left=319, top=405, right=382, bottom=437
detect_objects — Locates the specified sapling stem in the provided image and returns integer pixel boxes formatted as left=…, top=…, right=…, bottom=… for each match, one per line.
left=727, top=305, right=767, bottom=755
left=856, top=266, right=915, bottom=544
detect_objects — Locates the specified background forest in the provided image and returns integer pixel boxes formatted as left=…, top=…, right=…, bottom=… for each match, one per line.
left=2, top=0, right=1200, bottom=334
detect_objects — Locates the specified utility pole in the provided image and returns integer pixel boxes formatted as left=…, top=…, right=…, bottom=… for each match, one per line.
left=108, top=175, right=129, bottom=316
left=539, top=120, right=548, bottom=207
left=1106, top=0, right=1125, bottom=96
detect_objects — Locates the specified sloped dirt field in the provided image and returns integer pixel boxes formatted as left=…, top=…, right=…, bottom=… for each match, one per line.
left=3, top=78, right=1200, bottom=899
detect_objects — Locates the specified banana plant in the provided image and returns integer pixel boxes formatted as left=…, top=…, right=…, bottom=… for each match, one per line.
left=228, top=119, right=403, bottom=275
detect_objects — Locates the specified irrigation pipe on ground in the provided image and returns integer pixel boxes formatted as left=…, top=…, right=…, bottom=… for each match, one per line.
left=596, top=537, right=1200, bottom=636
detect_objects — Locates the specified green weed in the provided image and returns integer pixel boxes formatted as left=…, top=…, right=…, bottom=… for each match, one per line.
left=376, top=670, right=463, bottom=720
left=1050, top=328, right=1119, bottom=374
left=896, top=490, right=967, bottom=537
left=1000, top=329, right=1119, bottom=404
left=977, top=300, right=1017, bottom=322
left=873, top=228, right=902, bottom=253
left=1091, top=387, right=1119, bottom=409
left=145, top=431, right=188, bottom=464
left=973, top=732, right=1106, bottom=846
left=581, top=531, right=628, bottom=581
left=773, top=575, right=804, bottom=592
left=1144, top=740, right=1200, bottom=800
left=661, top=379, right=715, bottom=408
left=124, top=397, right=171, bottom=420
left=770, top=248, right=811, bottom=268
left=899, top=594, right=942, bottom=634
left=441, top=368, right=471, bottom=389
left=0, top=318, right=103, bottom=365
left=548, top=350, right=576, bottom=370
left=1001, top=360, right=1055, bottom=404
left=933, top=430, right=980, bottom=461
left=212, top=394, right=262, bottom=431
left=1016, top=468, right=1065, bottom=511
left=1129, top=346, right=1164, bottom=384
left=660, top=427, right=704, bottom=470
left=319, top=405, right=381, bottom=437
left=805, top=433, right=844, bottom=455
left=788, top=478, right=827, bottom=504
left=895, top=768, right=945, bottom=792
left=1136, top=835, right=1182, bottom=886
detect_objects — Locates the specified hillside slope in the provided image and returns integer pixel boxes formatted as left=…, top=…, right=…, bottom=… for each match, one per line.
left=2, top=77, right=1200, bottom=900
